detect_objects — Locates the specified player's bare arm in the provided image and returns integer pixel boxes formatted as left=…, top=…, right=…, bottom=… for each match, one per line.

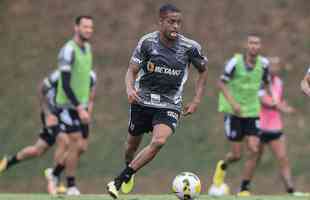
left=125, top=63, right=141, bottom=104
left=38, top=81, right=49, bottom=113
left=218, top=79, right=241, bottom=115
left=88, top=87, right=96, bottom=119
left=277, top=100, right=295, bottom=114
left=183, top=69, right=208, bottom=116
left=38, top=81, right=58, bottom=124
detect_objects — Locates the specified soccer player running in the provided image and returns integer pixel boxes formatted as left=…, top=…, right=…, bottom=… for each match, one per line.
left=44, top=15, right=95, bottom=196
left=259, top=57, right=309, bottom=196
left=0, top=70, right=67, bottom=177
left=212, top=33, right=270, bottom=196
left=107, top=3, right=208, bottom=199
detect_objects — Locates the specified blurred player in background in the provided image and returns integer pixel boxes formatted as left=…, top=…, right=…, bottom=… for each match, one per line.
left=44, top=15, right=96, bottom=196
left=212, top=33, right=269, bottom=196
left=259, top=57, right=308, bottom=196
left=107, top=3, right=208, bottom=199
left=0, top=68, right=96, bottom=195
left=0, top=70, right=68, bottom=193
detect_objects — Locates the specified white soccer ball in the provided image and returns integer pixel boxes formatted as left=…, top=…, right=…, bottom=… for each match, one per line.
left=208, top=183, right=230, bottom=197
left=172, top=172, right=201, bottom=200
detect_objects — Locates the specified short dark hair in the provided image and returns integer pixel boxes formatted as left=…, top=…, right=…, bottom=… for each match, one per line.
left=248, top=32, right=262, bottom=38
left=159, top=3, right=180, bottom=18
left=75, top=15, right=93, bottom=25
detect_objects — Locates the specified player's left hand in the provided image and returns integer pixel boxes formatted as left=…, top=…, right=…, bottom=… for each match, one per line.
left=277, top=104, right=295, bottom=114
left=77, top=105, right=90, bottom=124
left=276, top=101, right=295, bottom=114
left=183, top=102, right=199, bottom=116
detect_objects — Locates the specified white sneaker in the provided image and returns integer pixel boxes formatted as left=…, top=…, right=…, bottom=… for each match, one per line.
left=44, top=168, right=58, bottom=195
left=66, top=186, right=81, bottom=196
left=107, top=181, right=119, bottom=199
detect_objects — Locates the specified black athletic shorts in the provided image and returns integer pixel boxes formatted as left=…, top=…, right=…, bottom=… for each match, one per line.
left=260, top=131, right=283, bottom=143
left=39, top=111, right=60, bottom=146
left=128, top=103, right=180, bottom=136
left=224, top=114, right=260, bottom=141
left=58, top=108, right=89, bottom=139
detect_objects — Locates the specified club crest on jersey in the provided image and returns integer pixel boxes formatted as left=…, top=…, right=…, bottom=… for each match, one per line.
left=147, top=61, right=155, bottom=73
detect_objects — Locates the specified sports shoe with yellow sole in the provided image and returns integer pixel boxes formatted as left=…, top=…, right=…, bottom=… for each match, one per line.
left=57, top=182, right=67, bottom=194
left=107, top=181, right=119, bottom=199
left=121, top=174, right=135, bottom=194
left=237, top=190, right=251, bottom=197
left=213, top=160, right=226, bottom=186
left=0, top=156, right=8, bottom=174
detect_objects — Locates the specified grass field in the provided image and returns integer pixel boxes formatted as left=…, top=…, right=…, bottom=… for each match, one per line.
left=0, top=194, right=309, bottom=200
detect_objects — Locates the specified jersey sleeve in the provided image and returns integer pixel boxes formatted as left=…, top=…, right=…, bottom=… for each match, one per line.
left=47, top=70, right=60, bottom=87
left=188, top=43, right=208, bottom=73
left=261, top=57, right=270, bottom=85
left=41, top=78, right=51, bottom=95
left=130, top=37, right=149, bottom=67
left=259, top=57, right=271, bottom=96
left=220, top=57, right=237, bottom=82
left=58, top=43, right=74, bottom=72
left=42, top=70, right=60, bottom=95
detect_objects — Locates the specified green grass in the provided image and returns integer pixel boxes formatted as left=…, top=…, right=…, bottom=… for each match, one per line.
left=0, top=194, right=308, bottom=200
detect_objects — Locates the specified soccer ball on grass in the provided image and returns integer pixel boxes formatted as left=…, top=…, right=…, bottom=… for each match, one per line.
left=172, top=172, right=201, bottom=200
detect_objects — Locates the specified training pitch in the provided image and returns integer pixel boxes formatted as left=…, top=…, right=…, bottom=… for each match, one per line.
left=0, top=194, right=308, bottom=200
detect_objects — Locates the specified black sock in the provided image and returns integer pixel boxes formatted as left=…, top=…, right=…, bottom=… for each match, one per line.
left=114, top=166, right=135, bottom=190
left=287, top=187, right=295, bottom=194
left=240, top=180, right=251, bottom=191
left=221, top=162, right=227, bottom=170
left=7, top=155, right=20, bottom=169
left=52, top=164, right=65, bottom=177
left=67, top=176, right=76, bottom=188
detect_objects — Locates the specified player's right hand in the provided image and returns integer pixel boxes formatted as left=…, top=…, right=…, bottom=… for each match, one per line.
left=127, top=88, right=141, bottom=104
left=77, top=105, right=90, bottom=124
left=232, top=103, right=242, bottom=116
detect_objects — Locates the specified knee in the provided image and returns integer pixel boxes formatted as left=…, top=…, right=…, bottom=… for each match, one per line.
left=150, top=138, right=167, bottom=150
left=77, top=140, right=88, bottom=154
left=30, top=147, right=44, bottom=157
left=249, top=145, right=260, bottom=155
left=278, top=155, right=289, bottom=166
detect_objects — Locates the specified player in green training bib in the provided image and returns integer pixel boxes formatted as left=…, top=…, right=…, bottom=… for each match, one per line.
left=210, top=33, right=270, bottom=196
left=44, top=15, right=96, bottom=196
